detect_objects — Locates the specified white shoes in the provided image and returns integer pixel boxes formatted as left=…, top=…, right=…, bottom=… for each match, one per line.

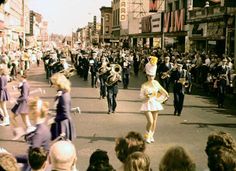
left=0, top=117, right=10, bottom=126
left=144, top=131, right=155, bottom=144
left=26, top=126, right=36, bottom=134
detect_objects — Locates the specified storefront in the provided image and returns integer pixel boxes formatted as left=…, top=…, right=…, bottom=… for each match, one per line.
left=163, top=8, right=187, bottom=52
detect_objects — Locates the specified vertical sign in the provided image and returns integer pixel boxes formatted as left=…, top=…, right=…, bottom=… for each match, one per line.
left=93, top=16, right=96, bottom=36
left=120, top=0, right=127, bottom=21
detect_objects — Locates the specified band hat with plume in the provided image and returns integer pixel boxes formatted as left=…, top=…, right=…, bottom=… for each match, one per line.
left=145, top=56, right=158, bottom=76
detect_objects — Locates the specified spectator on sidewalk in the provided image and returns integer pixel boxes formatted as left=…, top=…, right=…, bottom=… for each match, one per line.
left=0, top=150, right=19, bottom=171
left=159, top=145, right=196, bottom=171
left=205, top=131, right=236, bottom=171
left=115, top=131, right=146, bottom=171
left=87, top=149, right=115, bottom=171
left=49, top=140, right=77, bottom=171
left=28, top=147, right=48, bottom=171
left=124, top=151, right=151, bottom=171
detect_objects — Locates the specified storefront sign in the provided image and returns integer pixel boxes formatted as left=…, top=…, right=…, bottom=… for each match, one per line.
left=207, top=21, right=224, bottom=38
left=120, top=0, right=127, bottom=21
left=151, top=13, right=162, bottom=32
left=141, top=16, right=152, bottom=33
left=164, top=9, right=185, bottom=33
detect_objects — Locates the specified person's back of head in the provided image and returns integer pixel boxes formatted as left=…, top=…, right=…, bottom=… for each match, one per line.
left=205, top=131, right=236, bottom=171
left=124, top=151, right=151, bottom=171
left=0, top=152, right=19, bottom=171
left=28, top=147, right=48, bottom=171
left=87, top=149, right=115, bottom=171
left=159, top=146, right=196, bottom=171
left=49, top=140, right=77, bottom=171
left=115, top=131, right=146, bottom=163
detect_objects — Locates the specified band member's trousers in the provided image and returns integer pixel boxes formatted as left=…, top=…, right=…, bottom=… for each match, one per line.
left=173, top=92, right=185, bottom=115
left=99, top=76, right=106, bottom=98
left=122, top=73, right=130, bottom=89
left=107, top=86, right=118, bottom=112
left=91, top=72, right=97, bottom=87
left=160, top=78, right=171, bottom=92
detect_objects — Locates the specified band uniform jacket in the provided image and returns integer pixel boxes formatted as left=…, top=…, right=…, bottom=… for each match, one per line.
left=172, top=69, right=191, bottom=94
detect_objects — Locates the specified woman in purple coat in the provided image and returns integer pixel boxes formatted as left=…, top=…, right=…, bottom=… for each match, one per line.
left=50, top=73, right=75, bottom=141
left=0, top=66, right=10, bottom=126
left=10, top=73, right=35, bottom=140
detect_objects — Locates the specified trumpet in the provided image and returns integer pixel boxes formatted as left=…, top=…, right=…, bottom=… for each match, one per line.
left=178, top=78, right=189, bottom=88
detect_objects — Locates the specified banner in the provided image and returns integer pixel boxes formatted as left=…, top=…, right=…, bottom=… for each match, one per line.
left=120, top=0, right=127, bottom=21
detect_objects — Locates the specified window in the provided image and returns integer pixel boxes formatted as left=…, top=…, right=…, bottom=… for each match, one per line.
left=168, top=3, right=172, bottom=12
left=105, top=26, right=109, bottom=34
left=175, top=1, right=179, bottom=10
left=105, top=14, right=109, bottom=22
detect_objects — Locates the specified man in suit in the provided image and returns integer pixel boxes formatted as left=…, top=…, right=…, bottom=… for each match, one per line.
left=215, top=58, right=231, bottom=108
left=158, top=56, right=173, bottom=92
left=106, top=66, right=122, bottom=114
left=89, top=54, right=98, bottom=88
left=172, top=63, right=191, bottom=116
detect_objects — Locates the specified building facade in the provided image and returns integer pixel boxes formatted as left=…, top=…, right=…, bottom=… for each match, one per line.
left=100, top=6, right=112, bottom=45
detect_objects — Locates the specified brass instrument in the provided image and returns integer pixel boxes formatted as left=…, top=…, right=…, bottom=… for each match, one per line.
left=161, top=70, right=171, bottom=79
left=178, top=78, right=189, bottom=88
left=98, top=63, right=109, bottom=75
left=59, top=66, right=77, bottom=78
left=105, top=64, right=122, bottom=86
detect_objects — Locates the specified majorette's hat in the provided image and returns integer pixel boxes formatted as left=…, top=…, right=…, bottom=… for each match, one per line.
left=145, top=56, right=158, bottom=76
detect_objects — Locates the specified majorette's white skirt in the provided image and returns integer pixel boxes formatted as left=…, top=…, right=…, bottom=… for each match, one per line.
left=140, top=97, right=164, bottom=112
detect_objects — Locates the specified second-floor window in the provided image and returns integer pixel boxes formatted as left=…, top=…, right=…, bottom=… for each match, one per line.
left=105, top=26, right=109, bottom=33
left=105, top=14, right=109, bottom=22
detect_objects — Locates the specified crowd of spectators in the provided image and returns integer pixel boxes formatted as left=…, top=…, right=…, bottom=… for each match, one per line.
left=0, top=130, right=235, bottom=171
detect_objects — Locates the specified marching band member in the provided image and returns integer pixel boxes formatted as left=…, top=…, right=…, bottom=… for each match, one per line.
left=89, top=53, right=98, bottom=88
left=98, top=56, right=109, bottom=99
left=106, top=64, right=122, bottom=114
left=121, top=57, right=131, bottom=89
left=50, top=73, right=75, bottom=141
left=172, top=63, right=191, bottom=116
left=215, top=58, right=231, bottom=108
left=10, top=72, right=35, bottom=140
left=140, top=56, right=169, bottom=143
left=158, top=56, right=173, bottom=92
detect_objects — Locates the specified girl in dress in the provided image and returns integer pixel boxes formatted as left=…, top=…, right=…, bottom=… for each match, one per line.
left=50, top=73, right=75, bottom=141
left=140, top=56, right=169, bottom=143
left=10, top=72, right=35, bottom=140
left=0, top=66, right=10, bottom=126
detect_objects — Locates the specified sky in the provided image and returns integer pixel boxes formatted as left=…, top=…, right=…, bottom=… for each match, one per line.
left=28, top=0, right=111, bottom=35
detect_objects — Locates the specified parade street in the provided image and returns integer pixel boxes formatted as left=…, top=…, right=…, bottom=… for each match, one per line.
left=0, top=63, right=235, bottom=171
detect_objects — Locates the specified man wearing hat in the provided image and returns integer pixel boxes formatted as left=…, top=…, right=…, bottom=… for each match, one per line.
left=158, top=56, right=173, bottom=92
left=172, top=63, right=191, bottom=116
left=215, top=58, right=231, bottom=108
left=140, top=56, right=169, bottom=143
